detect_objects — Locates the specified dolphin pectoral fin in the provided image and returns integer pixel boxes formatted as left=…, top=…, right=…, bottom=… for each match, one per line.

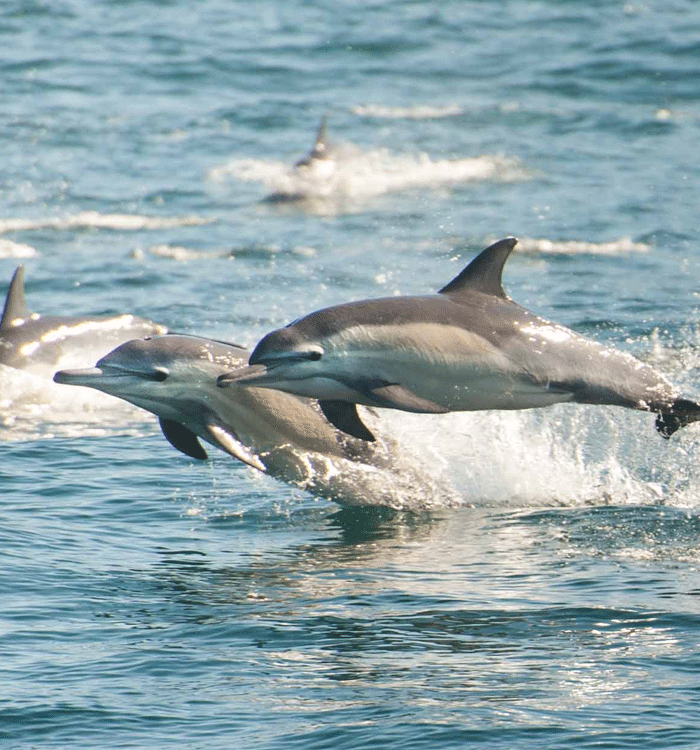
left=367, top=384, right=450, bottom=414
left=203, top=423, right=267, bottom=472
left=319, top=400, right=376, bottom=442
left=159, top=418, right=208, bottom=460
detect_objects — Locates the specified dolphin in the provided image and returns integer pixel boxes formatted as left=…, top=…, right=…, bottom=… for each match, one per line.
left=53, top=334, right=388, bottom=486
left=0, top=266, right=167, bottom=377
left=218, top=237, right=700, bottom=442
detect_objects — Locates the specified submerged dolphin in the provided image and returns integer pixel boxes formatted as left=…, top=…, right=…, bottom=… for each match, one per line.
left=0, top=266, right=167, bottom=377
left=53, top=334, right=391, bottom=492
left=218, top=238, right=700, bottom=442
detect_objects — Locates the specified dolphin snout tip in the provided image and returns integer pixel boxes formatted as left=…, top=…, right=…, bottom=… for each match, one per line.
left=53, top=367, right=103, bottom=385
left=216, top=372, right=235, bottom=388
left=217, top=364, right=268, bottom=388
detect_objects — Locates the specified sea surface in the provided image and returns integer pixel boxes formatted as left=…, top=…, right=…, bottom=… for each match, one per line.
left=3, top=1, right=700, bottom=748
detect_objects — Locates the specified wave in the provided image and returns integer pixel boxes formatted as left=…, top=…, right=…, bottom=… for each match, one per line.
left=0, top=211, right=213, bottom=234
left=351, top=104, right=465, bottom=119
left=140, top=244, right=229, bottom=262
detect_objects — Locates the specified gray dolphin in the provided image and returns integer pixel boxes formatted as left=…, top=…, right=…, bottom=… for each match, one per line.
left=1, top=266, right=167, bottom=377
left=218, top=238, right=700, bottom=442
left=53, top=334, right=388, bottom=486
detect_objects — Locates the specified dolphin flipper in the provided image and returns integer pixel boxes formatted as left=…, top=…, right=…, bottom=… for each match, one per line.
left=159, top=417, right=208, bottom=460
left=320, top=384, right=448, bottom=441
left=319, top=400, right=376, bottom=442
left=367, top=384, right=450, bottom=414
left=204, top=423, right=266, bottom=472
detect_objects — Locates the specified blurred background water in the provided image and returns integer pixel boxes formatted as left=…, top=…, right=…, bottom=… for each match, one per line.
left=3, top=1, right=700, bottom=748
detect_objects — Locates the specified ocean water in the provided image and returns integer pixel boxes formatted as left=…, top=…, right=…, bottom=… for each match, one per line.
left=3, top=0, right=700, bottom=747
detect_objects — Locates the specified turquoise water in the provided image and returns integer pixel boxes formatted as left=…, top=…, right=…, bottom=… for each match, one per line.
left=3, top=1, right=700, bottom=747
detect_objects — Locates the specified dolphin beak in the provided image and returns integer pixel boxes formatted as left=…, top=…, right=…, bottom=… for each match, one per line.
left=218, top=347, right=323, bottom=388
left=54, top=367, right=105, bottom=385
left=217, top=363, right=269, bottom=388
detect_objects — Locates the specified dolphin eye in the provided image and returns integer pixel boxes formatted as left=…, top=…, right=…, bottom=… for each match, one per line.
left=153, top=368, right=169, bottom=381
left=301, top=344, right=323, bottom=361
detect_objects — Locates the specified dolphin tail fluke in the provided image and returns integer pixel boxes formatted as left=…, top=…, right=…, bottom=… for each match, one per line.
left=319, top=400, right=376, bottom=442
left=1, top=266, right=29, bottom=330
left=655, top=398, right=700, bottom=438
left=159, top=417, right=209, bottom=460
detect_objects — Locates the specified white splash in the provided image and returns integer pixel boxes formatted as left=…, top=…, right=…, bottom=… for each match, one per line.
left=510, top=236, right=650, bottom=256
left=145, top=244, right=229, bottom=261
left=211, top=146, right=525, bottom=208
left=0, top=211, right=214, bottom=234
left=351, top=102, right=521, bottom=120
left=0, top=239, right=38, bottom=258
left=376, top=403, right=698, bottom=510
left=351, top=104, right=465, bottom=119
left=0, top=364, right=155, bottom=442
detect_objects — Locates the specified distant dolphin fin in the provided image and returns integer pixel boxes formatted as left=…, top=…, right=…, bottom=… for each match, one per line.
left=314, top=114, right=328, bottom=150
left=159, top=417, right=208, bottom=460
left=1, top=266, right=29, bottom=330
left=367, top=383, right=450, bottom=414
left=319, top=400, right=376, bottom=442
left=295, top=115, right=330, bottom=167
left=204, top=422, right=267, bottom=472
left=438, top=237, right=518, bottom=299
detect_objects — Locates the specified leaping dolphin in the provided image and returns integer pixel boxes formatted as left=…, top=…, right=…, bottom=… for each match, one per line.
left=218, top=238, right=700, bottom=442
left=53, top=334, right=390, bottom=489
left=1, top=266, right=167, bottom=377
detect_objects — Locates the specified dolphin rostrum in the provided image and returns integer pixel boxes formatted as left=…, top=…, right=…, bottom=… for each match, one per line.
left=53, top=334, right=390, bottom=487
left=218, top=238, right=700, bottom=442
left=1, top=266, right=167, bottom=377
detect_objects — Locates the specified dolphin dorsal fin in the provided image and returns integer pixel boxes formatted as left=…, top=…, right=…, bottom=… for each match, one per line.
left=313, top=115, right=328, bottom=153
left=438, top=238, right=518, bottom=299
left=1, top=266, right=29, bottom=330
